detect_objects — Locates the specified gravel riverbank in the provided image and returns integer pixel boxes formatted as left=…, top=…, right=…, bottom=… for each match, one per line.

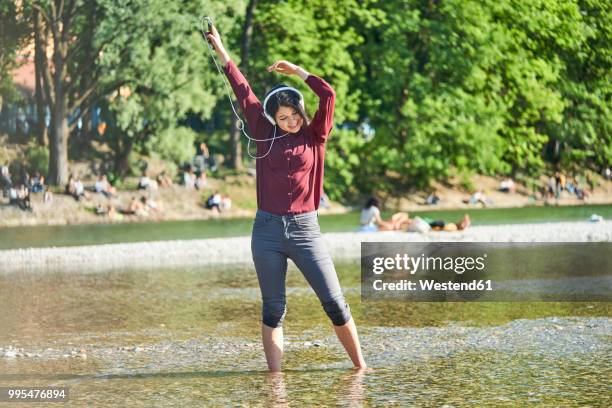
left=2, top=316, right=609, bottom=373
left=1, top=221, right=610, bottom=274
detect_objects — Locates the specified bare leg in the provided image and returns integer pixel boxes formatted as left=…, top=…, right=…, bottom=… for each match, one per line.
left=376, top=222, right=394, bottom=231
left=262, top=323, right=284, bottom=372
left=333, top=317, right=367, bottom=369
left=390, top=212, right=411, bottom=230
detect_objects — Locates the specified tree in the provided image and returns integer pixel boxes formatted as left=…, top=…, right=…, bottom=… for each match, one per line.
left=545, top=0, right=611, bottom=172
left=31, top=0, right=135, bottom=185
left=94, top=0, right=244, bottom=176
left=0, top=1, right=29, bottom=112
left=346, top=0, right=594, bottom=193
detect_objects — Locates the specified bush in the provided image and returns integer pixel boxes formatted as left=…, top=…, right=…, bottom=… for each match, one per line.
left=25, top=142, right=49, bottom=175
left=145, top=126, right=197, bottom=166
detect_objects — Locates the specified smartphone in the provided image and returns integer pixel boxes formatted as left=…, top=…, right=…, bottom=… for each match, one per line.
left=201, top=17, right=214, bottom=47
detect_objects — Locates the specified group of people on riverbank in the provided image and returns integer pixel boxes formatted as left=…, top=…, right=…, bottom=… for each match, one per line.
left=0, top=158, right=233, bottom=219
left=545, top=171, right=592, bottom=202
left=359, top=197, right=471, bottom=233
left=1, top=165, right=53, bottom=211
left=67, top=172, right=166, bottom=219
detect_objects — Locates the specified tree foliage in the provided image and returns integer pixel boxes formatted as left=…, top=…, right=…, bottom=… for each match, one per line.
left=3, top=0, right=609, bottom=199
left=0, top=1, right=30, bottom=110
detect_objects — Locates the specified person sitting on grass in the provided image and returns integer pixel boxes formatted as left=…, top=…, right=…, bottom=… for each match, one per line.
left=43, top=188, right=53, bottom=203
left=8, top=186, right=18, bottom=204
left=66, top=174, right=89, bottom=201
left=120, top=196, right=148, bottom=217
left=499, top=178, right=516, bottom=193
left=156, top=171, right=174, bottom=188
left=65, top=174, right=76, bottom=196
left=73, top=178, right=89, bottom=201
left=9, top=185, right=33, bottom=212
left=140, top=196, right=163, bottom=214
left=205, top=191, right=222, bottom=213
left=426, top=190, right=441, bottom=205
left=358, top=197, right=410, bottom=232
left=195, top=171, right=207, bottom=190
left=138, top=172, right=158, bottom=191
left=182, top=167, right=196, bottom=189
left=464, top=189, right=492, bottom=207
left=95, top=203, right=107, bottom=215
left=94, top=174, right=117, bottom=198
left=572, top=177, right=590, bottom=202
left=30, top=172, right=45, bottom=193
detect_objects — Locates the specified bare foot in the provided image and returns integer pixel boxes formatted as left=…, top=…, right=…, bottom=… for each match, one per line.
left=458, top=214, right=471, bottom=230
left=352, top=365, right=374, bottom=373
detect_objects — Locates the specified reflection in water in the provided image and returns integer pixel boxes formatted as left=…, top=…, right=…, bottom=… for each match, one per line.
left=342, top=368, right=367, bottom=407
left=265, top=372, right=288, bottom=407
left=0, top=263, right=609, bottom=406
left=260, top=368, right=367, bottom=408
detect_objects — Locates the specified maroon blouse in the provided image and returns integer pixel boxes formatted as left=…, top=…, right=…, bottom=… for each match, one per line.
left=223, top=60, right=336, bottom=215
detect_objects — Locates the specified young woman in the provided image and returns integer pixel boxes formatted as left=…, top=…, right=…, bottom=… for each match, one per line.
left=205, top=24, right=367, bottom=372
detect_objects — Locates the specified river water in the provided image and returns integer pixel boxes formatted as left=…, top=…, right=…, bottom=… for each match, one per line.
left=1, top=260, right=610, bottom=406
left=2, top=204, right=611, bottom=250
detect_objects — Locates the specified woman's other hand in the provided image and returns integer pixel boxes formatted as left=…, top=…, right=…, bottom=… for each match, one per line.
left=267, top=60, right=309, bottom=80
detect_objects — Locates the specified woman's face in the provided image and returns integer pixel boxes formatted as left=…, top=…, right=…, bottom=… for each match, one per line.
left=275, top=106, right=303, bottom=133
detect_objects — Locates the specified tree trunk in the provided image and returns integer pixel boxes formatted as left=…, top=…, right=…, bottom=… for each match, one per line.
left=48, top=38, right=69, bottom=186
left=229, top=121, right=243, bottom=170
left=48, top=98, right=69, bottom=186
left=109, top=132, right=137, bottom=178
left=229, top=0, right=258, bottom=170
left=34, top=9, right=48, bottom=146
left=114, top=135, right=134, bottom=178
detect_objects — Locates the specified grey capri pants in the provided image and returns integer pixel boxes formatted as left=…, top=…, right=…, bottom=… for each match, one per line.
left=251, top=209, right=352, bottom=328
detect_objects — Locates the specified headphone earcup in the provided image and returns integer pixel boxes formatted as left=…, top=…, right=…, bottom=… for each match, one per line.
left=263, top=111, right=276, bottom=125
left=262, top=86, right=305, bottom=126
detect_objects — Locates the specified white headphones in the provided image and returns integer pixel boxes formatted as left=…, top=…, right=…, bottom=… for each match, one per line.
left=262, top=86, right=305, bottom=125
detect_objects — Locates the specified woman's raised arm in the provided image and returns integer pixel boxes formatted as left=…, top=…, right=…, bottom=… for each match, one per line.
left=205, top=24, right=270, bottom=138
left=267, top=60, right=335, bottom=144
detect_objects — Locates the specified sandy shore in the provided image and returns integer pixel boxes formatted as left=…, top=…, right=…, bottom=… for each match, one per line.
left=1, top=220, right=610, bottom=274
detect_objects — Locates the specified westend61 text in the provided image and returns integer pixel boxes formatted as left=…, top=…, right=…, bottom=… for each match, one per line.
left=372, top=279, right=493, bottom=291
